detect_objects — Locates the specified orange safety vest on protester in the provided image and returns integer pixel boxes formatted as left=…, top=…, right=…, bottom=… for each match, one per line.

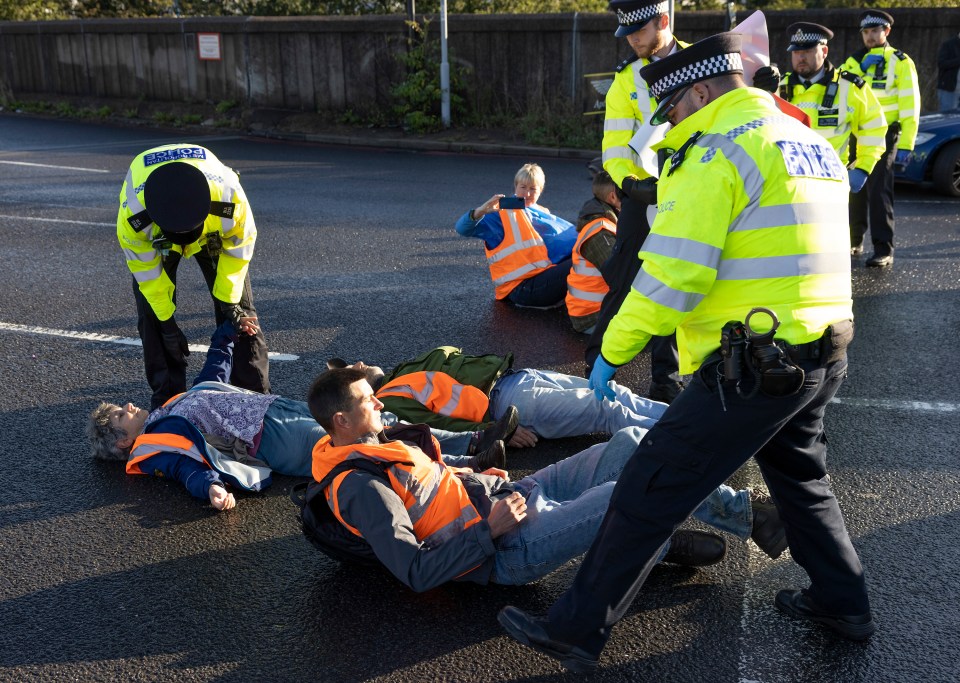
left=126, top=391, right=201, bottom=475
left=376, top=371, right=490, bottom=423
left=565, top=217, right=616, bottom=319
left=312, top=435, right=482, bottom=547
left=484, top=208, right=553, bottom=300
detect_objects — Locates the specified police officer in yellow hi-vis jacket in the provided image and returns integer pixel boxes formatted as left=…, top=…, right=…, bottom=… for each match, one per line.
left=117, top=144, right=270, bottom=409
left=499, top=33, right=873, bottom=673
left=779, top=22, right=887, bottom=202
left=842, top=10, right=921, bottom=267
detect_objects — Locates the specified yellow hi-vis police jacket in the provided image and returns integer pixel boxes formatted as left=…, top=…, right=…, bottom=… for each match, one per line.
left=780, top=64, right=888, bottom=174
left=116, top=144, right=257, bottom=322
left=601, top=40, right=690, bottom=188
left=601, top=88, right=854, bottom=375
left=841, top=44, right=920, bottom=151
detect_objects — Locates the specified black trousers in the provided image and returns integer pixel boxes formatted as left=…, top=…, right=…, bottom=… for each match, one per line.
left=850, top=124, right=900, bottom=255
left=585, top=195, right=679, bottom=385
left=134, top=244, right=270, bottom=409
left=546, top=331, right=869, bottom=658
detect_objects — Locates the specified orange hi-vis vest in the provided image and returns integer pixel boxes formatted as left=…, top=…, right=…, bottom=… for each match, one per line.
left=312, top=435, right=482, bottom=548
left=127, top=390, right=201, bottom=476
left=376, top=371, right=490, bottom=423
left=565, top=217, right=616, bottom=319
left=484, top=208, right=553, bottom=300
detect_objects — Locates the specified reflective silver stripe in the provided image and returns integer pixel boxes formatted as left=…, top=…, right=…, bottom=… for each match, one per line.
left=696, top=129, right=765, bottom=201
left=568, top=285, right=605, bottom=302
left=486, top=237, right=544, bottom=265
left=218, top=178, right=237, bottom=235
left=837, top=136, right=850, bottom=158
left=831, top=123, right=851, bottom=140
left=728, top=202, right=848, bottom=233
left=862, top=114, right=886, bottom=130
left=604, top=118, right=636, bottom=132
left=380, top=380, right=432, bottom=404
left=572, top=261, right=601, bottom=276
left=716, top=252, right=850, bottom=280
left=122, top=247, right=157, bottom=263
left=882, top=103, right=899, bottom=112
left=899, top=108, right=915, bottom=118
left=632, top=269, right=704, bottom=312
left=492, top=259, right=552, bottom=286
left=422, top=505, right=481, bottom=548
left=642, top=233, right=723, bottom=271
left=129, top=262, right=163, bottom=283
left=436, top=382, right=465, bottom=418
left=123, top=168, right=146, bottom=216
left=631, top=61, right=654, bottom=116
left=856, top=135, right=885, bottom=147
left=602, top=146, right=638, bottom=162
left=393, top=463, right=442, bottom=524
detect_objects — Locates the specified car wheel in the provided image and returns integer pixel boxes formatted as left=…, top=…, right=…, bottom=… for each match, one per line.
left=931, top=141, right=960, bottom=197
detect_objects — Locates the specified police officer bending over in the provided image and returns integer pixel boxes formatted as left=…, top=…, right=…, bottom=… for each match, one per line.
left=499, top=32, right=874, bottom=673
left=116, top=144, right=270, bottom=409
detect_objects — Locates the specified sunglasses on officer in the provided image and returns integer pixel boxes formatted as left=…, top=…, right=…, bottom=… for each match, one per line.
left=651, top=84, right=694, bottom=126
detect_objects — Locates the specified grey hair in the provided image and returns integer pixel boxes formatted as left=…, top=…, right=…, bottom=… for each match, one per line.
left=86, top=402, right=131, bottom=461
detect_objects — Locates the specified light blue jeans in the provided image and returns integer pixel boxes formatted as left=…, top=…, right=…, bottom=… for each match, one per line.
left=489, top=369, right=668, bottom=438
left=259, top=400, right=475, bottom=477
left=491, top=426, right=752, bottom=585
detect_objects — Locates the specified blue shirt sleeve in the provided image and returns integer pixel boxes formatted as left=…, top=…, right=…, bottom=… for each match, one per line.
left=455, top=210, right=505, bottom=250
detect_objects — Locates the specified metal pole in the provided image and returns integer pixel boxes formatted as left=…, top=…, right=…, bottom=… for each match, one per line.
left=667, top=0, right=673, bottom=32
left=440, top=0, right=450, bottom=127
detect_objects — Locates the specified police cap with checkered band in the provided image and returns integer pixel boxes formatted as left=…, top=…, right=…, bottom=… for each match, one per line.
left=859, top=10, right=893, bottom=30
left=786, top=22, right=834, bottom=52
left=609, top=0, right=669, bottom=38
left=142, top=161, right=211, bottom=246
left=640, top=32, right=743, bottom=105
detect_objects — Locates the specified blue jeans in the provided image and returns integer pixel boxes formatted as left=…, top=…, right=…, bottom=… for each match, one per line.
left=490, top=427, right=751, bottom=585
left=489, top=369, right=668, bottom=438
left=259, top=401, right=475, bottom=477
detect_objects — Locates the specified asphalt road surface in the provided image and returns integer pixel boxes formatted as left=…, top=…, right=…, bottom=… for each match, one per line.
left=1, top=115, right=958, bottom=683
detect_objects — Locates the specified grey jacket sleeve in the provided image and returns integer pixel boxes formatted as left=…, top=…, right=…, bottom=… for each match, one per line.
left=335, top=471, right=497, bottom=592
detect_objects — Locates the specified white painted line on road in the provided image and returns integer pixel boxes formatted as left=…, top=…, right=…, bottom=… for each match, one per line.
left=831, top=396, right=958, bottom=412
left=0, top=214, right=113, bottom=227
left=0, top=160, right=109, bottom=173
left=0, top=321, right=299, bottom=361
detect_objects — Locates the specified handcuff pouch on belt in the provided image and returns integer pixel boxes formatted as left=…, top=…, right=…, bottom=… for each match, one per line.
left=719, top=307, right=805, bottom=400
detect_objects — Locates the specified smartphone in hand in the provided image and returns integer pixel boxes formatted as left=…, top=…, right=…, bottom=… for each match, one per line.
left=498, top=196, right=525, bottom=210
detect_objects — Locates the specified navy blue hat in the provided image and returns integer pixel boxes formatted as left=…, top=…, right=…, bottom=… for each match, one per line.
left=143, top=162, right=211, bottom=246
left=640, top=32, right=743, bottom=102
left=860, top=10, right=893, bottom=30
left=786, top=22, right=834, bottom=51
left=609, top=0, right=668, bottom=38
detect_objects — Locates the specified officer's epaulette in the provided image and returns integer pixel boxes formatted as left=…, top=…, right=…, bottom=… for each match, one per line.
left=839, top=70, right=865, bottom=88
left=894, top=49, right=906, bottom=61
left=616, top=54, right=641, bottom=73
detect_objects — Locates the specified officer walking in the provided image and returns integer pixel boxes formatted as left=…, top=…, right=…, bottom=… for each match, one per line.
left=841, top=10, right=921, bottom=267
left=117, top=144, right=270, bottom=409
left=498, top=33, right=873, bottom=673
left=779, top=22, right=887, bottom=208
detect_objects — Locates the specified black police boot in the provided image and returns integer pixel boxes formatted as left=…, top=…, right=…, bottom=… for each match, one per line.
left=498, top=606, right=600, bottom=673
left=750, top=489, right=788, bottom=559
left=470, top=440, right=506, bottom=472
left=662, top=530, right=726, bottom=567
left=472, top=405, right=519, bottom=455
left=775, top=589, right=876, bottom=640
left=648, top=380, right=683, bottom=404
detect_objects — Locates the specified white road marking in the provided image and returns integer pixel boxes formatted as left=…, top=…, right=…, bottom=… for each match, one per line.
left=0, top=214, right=113, bottom=227
left=831, top=396, right=958, bottom=412
left=0, top=321, right=298, bottom=361
left=0, top=160, right=109, bottom=173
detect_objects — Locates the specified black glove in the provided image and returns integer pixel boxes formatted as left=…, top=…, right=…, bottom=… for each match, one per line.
left=752, top=64, right=781, bottom=93
left=215, top=298, right=246, bottom=327
left=159, top=317, right=190, bottom=362
left=621, top=176, right=658, bottom=205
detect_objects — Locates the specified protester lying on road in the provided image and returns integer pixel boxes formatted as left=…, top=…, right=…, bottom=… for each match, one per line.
left=329, top=345, right=667, bottom=449
left=87, top=324, right=516, bottom=511
left=302, top=368, right=787, bottom=592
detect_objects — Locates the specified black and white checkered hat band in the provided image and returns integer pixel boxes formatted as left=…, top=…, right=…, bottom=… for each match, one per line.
left=791, top=30, right=828, bottom=45
left=616, top=1, right=668, bottom=26
left=860, top=16, right=889, bottom=28
left=649, top=53, right=743, bottom=99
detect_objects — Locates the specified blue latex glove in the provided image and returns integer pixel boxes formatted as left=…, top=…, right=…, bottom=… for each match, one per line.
left=860, top=54, right=884, bottom=71
left=589, top=356, right=618, bottom=402
left=894, top=149, right=912, bottom=167
left=848, top=168, right=869, bottom=193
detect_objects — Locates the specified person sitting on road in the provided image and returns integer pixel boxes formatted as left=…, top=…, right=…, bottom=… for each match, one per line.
left=566, top=170, right=620, bottom=335
left=304, top=368, right=787, bottom=592
left=329, top=345, right=667, bottom=450
left=87, top=325, right=516, bottom=511
left=455, top=163, right=577, bottom=308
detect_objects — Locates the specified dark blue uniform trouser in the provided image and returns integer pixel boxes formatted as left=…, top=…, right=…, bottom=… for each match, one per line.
left=134, top=241, right=270, bottom=409
left=545, top=336, right=870, bottom=658
left=850, top=124, right=900, bottom=255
